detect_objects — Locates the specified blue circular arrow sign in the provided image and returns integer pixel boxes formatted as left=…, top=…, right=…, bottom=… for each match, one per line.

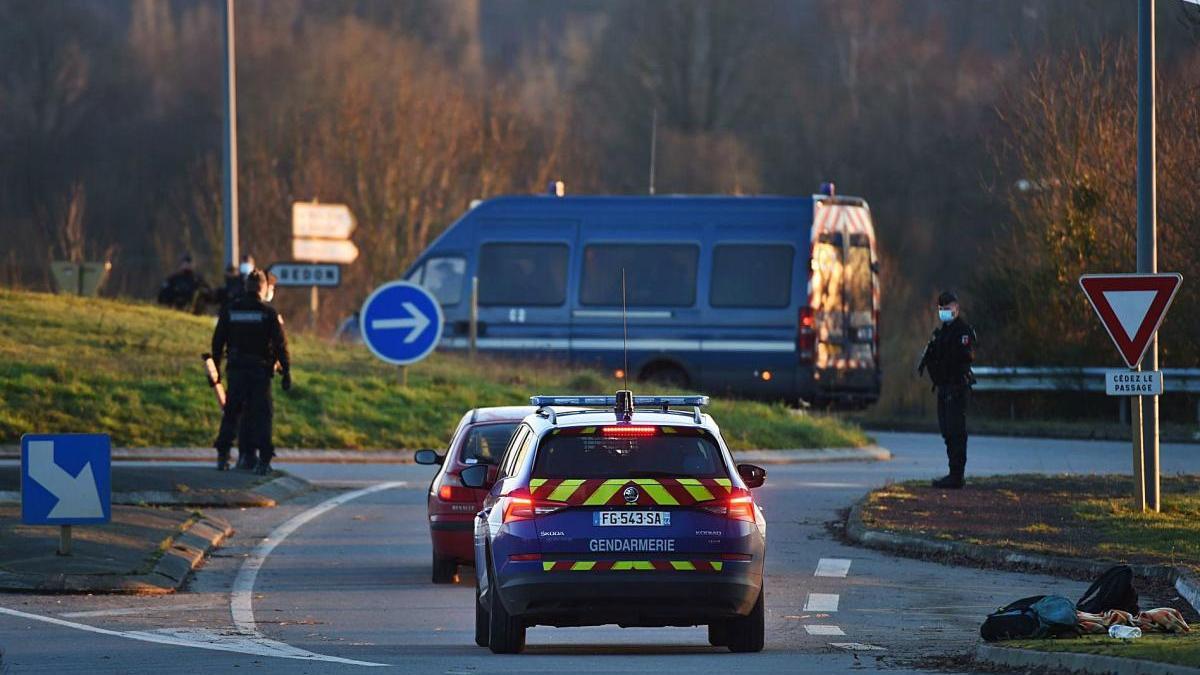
left=359, top=281, right=444, bottom=365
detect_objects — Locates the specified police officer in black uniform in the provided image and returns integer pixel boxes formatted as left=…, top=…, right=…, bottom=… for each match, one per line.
left=157, top=253, right=211, bottom=314
left=211, top=269, right=291, bottom=474
left=918, top=291, right=977, bottom=489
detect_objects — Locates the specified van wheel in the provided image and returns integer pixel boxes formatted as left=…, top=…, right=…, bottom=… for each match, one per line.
left=708, top=621, right=729, bottom=646
left=726, top=586, right=765, bottom=653
left=432, top=553, right=458, bottom=584
left=640, top=363, right=689, bottom=389
left=488, top=558, right=526, bottom=653
left=474, top=578, right=490, bottom=647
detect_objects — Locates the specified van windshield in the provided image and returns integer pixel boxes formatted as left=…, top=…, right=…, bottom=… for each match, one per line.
left=532, top=428, right=727, bottom=479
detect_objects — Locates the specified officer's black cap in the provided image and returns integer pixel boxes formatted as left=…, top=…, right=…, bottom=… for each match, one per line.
left=937, top=290, right=958, bottom=306
left=180, top=253, right=193, bottom=264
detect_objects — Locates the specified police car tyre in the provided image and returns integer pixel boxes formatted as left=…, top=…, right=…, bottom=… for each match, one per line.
left=707, top=622, right=729, bottom=647
left=475, top=581, right=490, bottom=647
left=487, top=555, right=526, bottom=653
left=725, top=586, right=765, bottom=653
left=432, top=553, right=458, bottom=584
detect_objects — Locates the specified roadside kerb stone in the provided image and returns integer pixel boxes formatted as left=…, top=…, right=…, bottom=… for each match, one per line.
left=1, top=445, right=892, bottom=465
left=0, top=513, right=233, bottom=594
left=845, top=497, right=1200, bottom=674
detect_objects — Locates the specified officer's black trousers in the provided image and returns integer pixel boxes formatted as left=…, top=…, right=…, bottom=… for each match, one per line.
left=214, top=368, right=274, bottom=463
left=936, top=384, right=969, bottom=478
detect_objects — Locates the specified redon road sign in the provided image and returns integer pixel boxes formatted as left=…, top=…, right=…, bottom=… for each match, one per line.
left=1079, top=273, right=1182, bottom=369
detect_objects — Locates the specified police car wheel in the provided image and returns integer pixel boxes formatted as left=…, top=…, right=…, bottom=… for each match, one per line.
left=726, top=586, right=765, bottom=653
left=432, top=553, right=458, bottom=584
left=487, top=557, right=526, bottom=654
left=474, top=581, right=490, bottom=647
left=707, top=622, right=729, bottom=646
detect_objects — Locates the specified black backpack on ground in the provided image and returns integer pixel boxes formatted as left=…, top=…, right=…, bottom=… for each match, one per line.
left=980, top=595, right=1079, bottom=642
left=1076, top=565, right=1139, bottom=615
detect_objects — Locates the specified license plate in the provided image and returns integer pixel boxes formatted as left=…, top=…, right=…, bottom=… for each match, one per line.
left=593, top=511, right=670, bottom=527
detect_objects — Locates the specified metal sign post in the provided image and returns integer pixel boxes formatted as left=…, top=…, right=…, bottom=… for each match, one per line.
left=1136, top=0, right=1159, bottom=512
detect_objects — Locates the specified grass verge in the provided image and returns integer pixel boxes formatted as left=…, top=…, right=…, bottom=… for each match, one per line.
left=1004, top=633, right=1200, bottom=669
left=861, top=474, right=1200, bottom=574
left=0, top=289, right=868, bottom=450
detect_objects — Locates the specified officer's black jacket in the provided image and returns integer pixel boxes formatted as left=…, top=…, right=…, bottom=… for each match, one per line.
left=211, top=295, right=290, bottom=375
left=924, top=316, right=977, bottom=387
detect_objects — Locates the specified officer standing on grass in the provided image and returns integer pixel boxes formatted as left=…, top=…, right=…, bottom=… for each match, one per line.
left=210, top=269, right=291, bottom=474
left=917, top=290, right=977, bottom=489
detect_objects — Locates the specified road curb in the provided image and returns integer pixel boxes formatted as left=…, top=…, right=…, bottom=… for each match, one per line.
left=3, top=445, right=892, bottom=465
left=0, top=473, right=313, bottom=508
left=0, top=513, right=233, bottom=594
left=976, top=643, right=1200, bottom=675
left=845, top=497, right=1200, bottom=674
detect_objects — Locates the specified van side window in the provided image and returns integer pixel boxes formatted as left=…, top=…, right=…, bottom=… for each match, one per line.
left=710, top=244, right=794, bottom=308
left=479, top=243, right=568, bottom=306
left=421, top=256, right=466, bottom=305
left=580, top=244, right=698, bottom=307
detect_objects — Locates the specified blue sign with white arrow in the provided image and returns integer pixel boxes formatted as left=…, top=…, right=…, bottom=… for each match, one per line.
left=360, top=280, right=444, bottom=366
left=21, top=433, right=111, bottom=525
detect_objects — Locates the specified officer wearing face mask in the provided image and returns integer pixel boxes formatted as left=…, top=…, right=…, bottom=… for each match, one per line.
left=217, top=254, right=257, bottom=309
left=211, top=269, right=291, bottom=473
left=917, top=291, right=977, bottom=489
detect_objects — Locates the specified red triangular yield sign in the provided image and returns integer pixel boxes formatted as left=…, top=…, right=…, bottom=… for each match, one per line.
left=1079, top=273, right=1182, bottom=368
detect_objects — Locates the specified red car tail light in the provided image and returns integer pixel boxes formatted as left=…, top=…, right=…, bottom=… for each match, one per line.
left=435, top=474, right=476, bottom=502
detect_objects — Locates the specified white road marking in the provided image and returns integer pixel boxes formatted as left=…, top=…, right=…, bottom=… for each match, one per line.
left=0, top=606, right=385, bottom=665
left=830, top=642, right=885, bottom=651
left=231, top=481, right=406, bottom=635
left=61, top=602, right=220, bottom=618
left=804, top=593, right=840, bottom=612
left=804, top=625, right=845, bottom=636
left=815, top=558, right=852, bottom=578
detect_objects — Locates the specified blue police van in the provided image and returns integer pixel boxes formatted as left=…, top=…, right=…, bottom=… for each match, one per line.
left=404, top=188, right=881, bottom=406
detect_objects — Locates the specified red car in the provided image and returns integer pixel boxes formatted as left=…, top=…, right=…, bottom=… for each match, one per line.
left=415, top=406, right=534, bottom=583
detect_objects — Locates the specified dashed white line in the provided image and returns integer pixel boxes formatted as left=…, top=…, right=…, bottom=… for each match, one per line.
left=804, top=593, right=840, bottom=612
left=804, top=625, right=846, bottom=636
left=814, top=558, right=852, bottom=578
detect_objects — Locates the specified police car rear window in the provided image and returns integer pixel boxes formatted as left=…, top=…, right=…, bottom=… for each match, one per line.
left=531, top=427, right=727, bottom=479
left=459, top=422, right=519, bottom=465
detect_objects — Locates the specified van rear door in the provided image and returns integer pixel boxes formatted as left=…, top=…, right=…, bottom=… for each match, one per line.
left=474, top=220, right=578, bottom=362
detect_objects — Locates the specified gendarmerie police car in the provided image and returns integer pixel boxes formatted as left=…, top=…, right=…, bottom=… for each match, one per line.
left=461, top=391, right=767, bottom=654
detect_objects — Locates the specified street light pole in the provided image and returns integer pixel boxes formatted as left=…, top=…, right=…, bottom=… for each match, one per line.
left=1136, top=0, right=1160, bottom=512
left=221, top=0, right=240, bottom=270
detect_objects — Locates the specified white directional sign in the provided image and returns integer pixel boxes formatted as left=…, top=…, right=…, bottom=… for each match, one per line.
left=292, top=203, right=356, bottom=239
left=1106, top=370, right=1164, bottom=396
left=293, top=238, right=359, bottom=264
left=21, top=434, right=111, bottom=524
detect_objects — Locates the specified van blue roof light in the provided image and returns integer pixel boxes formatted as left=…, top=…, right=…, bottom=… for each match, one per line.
left=819, top=182, right=836, bottom=196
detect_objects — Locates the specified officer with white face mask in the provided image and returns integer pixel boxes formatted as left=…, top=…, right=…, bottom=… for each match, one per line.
left=916, top=290, right=977, bottom=488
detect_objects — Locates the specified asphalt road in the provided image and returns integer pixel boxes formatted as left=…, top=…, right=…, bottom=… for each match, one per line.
left=2, top=431, right=1198, bottom=674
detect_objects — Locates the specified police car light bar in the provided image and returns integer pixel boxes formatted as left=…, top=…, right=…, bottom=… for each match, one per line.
left=529, top=395, right=710, bottom=407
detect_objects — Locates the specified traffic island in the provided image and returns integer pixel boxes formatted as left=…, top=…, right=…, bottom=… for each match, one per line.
left=0, top=464, right=311, bottom=507
left=0, top=505, right=232, bottom=593
left=845, top=474, right=1200, bottom=673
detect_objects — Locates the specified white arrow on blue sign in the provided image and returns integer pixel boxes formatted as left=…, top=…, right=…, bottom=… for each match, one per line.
left=21, top=434, right=111, bottom=525
left=359, top=281, right=444, bottom=366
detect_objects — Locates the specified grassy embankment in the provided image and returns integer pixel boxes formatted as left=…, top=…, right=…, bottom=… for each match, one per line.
left=0, top=289, right=867, bottom=450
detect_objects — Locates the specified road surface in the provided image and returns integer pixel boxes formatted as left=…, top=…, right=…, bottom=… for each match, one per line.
left=2, top=432, right=1197, bottom=673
